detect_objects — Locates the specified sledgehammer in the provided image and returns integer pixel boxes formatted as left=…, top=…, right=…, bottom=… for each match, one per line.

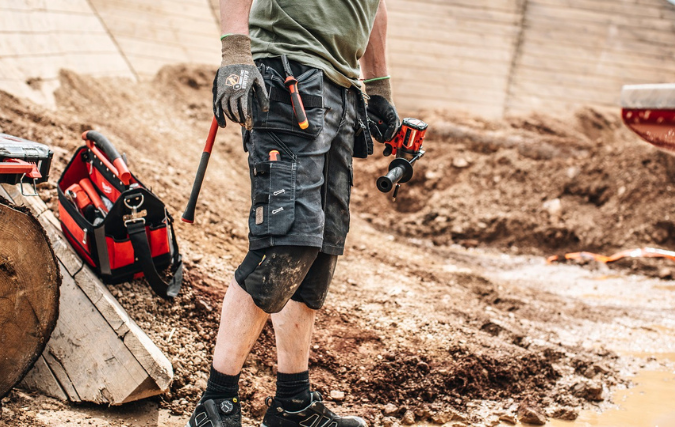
left=182, top=116, right=221, bottom=223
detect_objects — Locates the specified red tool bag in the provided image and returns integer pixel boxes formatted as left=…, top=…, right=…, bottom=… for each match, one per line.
left=58, top=131, right=182, bottom=300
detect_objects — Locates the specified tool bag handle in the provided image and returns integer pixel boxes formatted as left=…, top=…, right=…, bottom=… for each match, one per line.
left=82, top=131, right=132, bottom=186
left=126, top=215, right=183, bottom=300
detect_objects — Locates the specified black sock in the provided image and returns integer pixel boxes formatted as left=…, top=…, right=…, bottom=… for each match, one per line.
left=275, top=371, right=311, bottom=411
left=200, top=366, right=240, bottom=403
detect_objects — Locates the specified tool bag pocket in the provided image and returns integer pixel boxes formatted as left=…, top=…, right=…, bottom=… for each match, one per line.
left=250, top=158, right=297, bottom=237
left=58, top=139, right=183, bottom=300
left=252, top=59, right=325, bottom=139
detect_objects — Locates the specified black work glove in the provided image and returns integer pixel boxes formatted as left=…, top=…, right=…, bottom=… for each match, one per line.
left=213, top=34, right=269, bottom=129
left=365, top=78, right=400, bottom=143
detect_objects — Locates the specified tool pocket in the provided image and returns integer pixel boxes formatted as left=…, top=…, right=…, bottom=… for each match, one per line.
left=250, top=159, right=297, bottom=236
left=252, top=63, right=325, bottom=139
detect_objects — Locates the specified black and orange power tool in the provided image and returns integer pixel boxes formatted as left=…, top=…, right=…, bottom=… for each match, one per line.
left=373, top=118, right=428, bottom=200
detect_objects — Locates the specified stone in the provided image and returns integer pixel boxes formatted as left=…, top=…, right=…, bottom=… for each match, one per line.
left=382, top=417, right=397, bottom=427
left=330, top=390, right=345, bottom=402
left=550, top=406, right=579, bottom=421
left=543, top=198, right=562, bottom=222
left=659, top=267, right=672, bottom=279
left=517, top=401, right=546, bottom=425
left=584, top=381, right=605, bottom=401
left=383, top=403, right=399, bottom=416
left=402, top=410, right=416, bottom=425
left=498, top=413, right=517, bottom=425
left=452, top=158, right=470, bottom=168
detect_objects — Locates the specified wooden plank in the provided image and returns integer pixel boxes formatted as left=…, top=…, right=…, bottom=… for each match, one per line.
left=516, top=40, right=675, bottom=72
left=10, top=186, right=174, bottom=405
left=389, top=0, right=520, bottom=13
left=508, top=67, right=665, bottom=91
left=0, top=0, right=93, bottom=14
left=390, top=39, right=514, bottom=62
left=19, top=356, right=68, bottom=401
left=531, top=0, right=675, bottom=20
left=526, top=1, right=675, bottom=31
left=391, top=0, right=522, bottom=25
left=523, top=14, right=675, bottom=47
left=389, top=17, right=520, bottom=49
left=90, top=0, right=216, bottom=23
left=100, top=15, right=219, bottom=49
left=395, top=94, right=504, bottom=118
left=0, top=10, right=105, bottom=33
left=0, top=33, right=119, bottom=57
left=393, top=67, right=510, bottom=93
left=90, top=8, right=219, bottom=38
left=520, top=25, right=675, bottom=59
left=112, top=36, right=214, bottom=64
left=74, top=266, right=173, bottom=394
left=515, top=53, right=675, bottom=80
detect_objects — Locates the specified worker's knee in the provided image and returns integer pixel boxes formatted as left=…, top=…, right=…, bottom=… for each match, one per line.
left=234, top=246, right=319, bottom=314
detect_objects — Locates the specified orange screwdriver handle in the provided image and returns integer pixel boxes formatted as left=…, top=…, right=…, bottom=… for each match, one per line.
left=284, top=76, right=309, bottom=130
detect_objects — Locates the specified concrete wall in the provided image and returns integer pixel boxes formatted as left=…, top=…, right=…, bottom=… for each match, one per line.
left=1, top=0, right=675, bottom=117
left=0, top=0, right=219, bottom=106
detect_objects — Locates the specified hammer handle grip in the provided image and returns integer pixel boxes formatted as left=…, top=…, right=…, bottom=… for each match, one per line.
left=182, top=116, right=220, bottom=223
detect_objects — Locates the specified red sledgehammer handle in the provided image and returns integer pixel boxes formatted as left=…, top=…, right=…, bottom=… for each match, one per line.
left=182, top=116, right=221, bottom=224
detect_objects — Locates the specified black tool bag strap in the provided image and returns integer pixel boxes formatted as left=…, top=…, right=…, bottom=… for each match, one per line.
left=126, top=219, right=183, bottom=300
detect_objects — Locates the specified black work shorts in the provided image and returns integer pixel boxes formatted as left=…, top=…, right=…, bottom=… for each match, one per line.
left=245, top=57, right=368, bottom=256
left=235, top=57, right=372, bottom=312
left=234, top=246, right=338, bottom=313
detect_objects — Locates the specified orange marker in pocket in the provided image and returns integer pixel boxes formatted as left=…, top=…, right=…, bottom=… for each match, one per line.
left=269, top=150, right=280, bottom=161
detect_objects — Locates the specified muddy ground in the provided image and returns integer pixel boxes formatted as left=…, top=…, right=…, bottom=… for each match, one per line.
left=1, top=66, right=675, bottom=426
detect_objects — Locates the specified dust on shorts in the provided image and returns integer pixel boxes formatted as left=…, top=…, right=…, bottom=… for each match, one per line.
left=234, top=246, right=338, bottom=313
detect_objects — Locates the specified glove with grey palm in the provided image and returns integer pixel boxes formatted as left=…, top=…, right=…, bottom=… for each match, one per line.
left=365, top=77, right=400, bottom=143
left=212, top=34, right=269, bottom=129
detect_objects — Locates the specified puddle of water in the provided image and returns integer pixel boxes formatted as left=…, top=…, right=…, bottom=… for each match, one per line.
left=509, top=370, right=675, bottom=427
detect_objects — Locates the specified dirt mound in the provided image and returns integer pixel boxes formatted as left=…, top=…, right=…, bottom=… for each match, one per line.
left=0, top=66, right=644, bottom=426
left=353, top=107, right=675, bottom=262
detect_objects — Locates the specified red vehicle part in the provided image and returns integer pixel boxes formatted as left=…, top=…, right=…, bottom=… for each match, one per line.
left=621, top=84, right=675, bottom=151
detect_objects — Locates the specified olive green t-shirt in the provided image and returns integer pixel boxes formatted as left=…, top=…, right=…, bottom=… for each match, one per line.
left=249, top=0, right=381, bottom=88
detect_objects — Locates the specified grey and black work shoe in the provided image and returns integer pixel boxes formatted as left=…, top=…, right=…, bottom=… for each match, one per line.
left=186, top=396, right=241, bottom=427
left=261, top=391, right=366, bottom=427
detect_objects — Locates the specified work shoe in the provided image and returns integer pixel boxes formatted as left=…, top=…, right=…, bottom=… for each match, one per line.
left=186, top=396, right=241, bottom=427
left=261, top=391, right=367, bottom=427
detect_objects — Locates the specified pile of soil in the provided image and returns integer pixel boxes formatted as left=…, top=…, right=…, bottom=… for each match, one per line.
left=0, top=66, right=659, bottom=426
left=353, top=107, right=675, bottom=259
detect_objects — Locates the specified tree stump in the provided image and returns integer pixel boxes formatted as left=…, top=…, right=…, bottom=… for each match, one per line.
left=0, top=197, right=61, bottom=398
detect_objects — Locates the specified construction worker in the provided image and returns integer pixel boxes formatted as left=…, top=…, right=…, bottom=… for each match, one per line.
left=187, top=0, right=399, bottom=426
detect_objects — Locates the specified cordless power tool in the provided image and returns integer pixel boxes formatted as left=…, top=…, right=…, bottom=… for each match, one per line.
left=374, top=118, right=428, bottom=200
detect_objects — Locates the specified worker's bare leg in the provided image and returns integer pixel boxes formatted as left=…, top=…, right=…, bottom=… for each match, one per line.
left=272, top=299, right=317, bottom=373
left=212, top=278, right=269, bottom=375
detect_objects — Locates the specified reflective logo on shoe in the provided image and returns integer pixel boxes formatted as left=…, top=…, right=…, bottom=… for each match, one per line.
left=299, top=414, right=338, bottom=427
left=194, top=412, right=213, bottom=427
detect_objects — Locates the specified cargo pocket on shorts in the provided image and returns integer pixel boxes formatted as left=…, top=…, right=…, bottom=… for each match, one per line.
left=252, top=63, right=325, bottom=139
left=250, top=158, right=297, bottom=237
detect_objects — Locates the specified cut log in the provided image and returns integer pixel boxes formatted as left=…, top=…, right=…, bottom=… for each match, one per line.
left=1, top=183, right=173, bottom=405
left=0, top=194, right=61, bottom=399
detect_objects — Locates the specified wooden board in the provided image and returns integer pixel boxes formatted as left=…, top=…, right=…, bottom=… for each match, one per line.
left=0, top=196, right=60, bottom=399
left=1, top=184, right=173, bottom=405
